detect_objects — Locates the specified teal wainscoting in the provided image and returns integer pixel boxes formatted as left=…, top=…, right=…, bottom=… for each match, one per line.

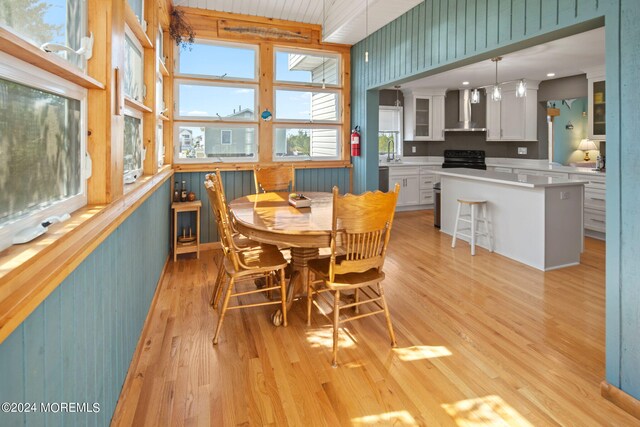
left=174, top=168, right=351, bottom=243
left=0, top=180, right=171, bottom=427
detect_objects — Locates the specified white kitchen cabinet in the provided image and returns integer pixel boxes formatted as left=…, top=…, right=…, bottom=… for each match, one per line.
left=390, top=167, right=420, bottom=207
left=570, top=173, right=606, bottom=237
left=403, top=89, right=446, bottom=141
left=486, top=81, right=539, bottom=141
left=586, top=66, right=606, bottom=140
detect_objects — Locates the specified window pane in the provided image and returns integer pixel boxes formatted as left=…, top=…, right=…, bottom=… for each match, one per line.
left=0, top=77, right=81, bottom=225
left=177, top=83, right=255, bottom=120
left=0, top=0, right=86, bottom=68
left=156, top=75, right=164, bottom=114
left=127, top=0, right=144, bottom=23
left=178, top=42, right=256, bottom=80
left=275, top=90, right=338, bottom=122
left=125, top=34, right=144, bottom=101
left=274, top=127, right=339, bottom=160
left=379, top=132, right=400, bottom=155
left=275, top=50, right=339, bottom=85
left=157, top=122, right=164, bottom=167
left=124, top=115, right=143, bottom=181
left=177, top=125, right=256, bottom=160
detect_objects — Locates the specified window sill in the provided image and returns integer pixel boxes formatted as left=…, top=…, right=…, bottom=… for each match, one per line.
left=172, top=160, right=352, bottom=172
left=0, top=25, right=105, bottom=90
left=124, top=3, right=153, bottom=49
left=125, top=96, right=153, bottom=113
left=0, top=166, right=173, bottom=344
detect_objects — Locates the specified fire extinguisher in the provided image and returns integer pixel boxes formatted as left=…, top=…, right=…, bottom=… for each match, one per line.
left=351, top=126, right=361, bottom=157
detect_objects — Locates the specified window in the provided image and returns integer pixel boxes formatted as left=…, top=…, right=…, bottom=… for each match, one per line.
left=156, top=122, right=164, bottom=168
left=221, top=129, right=232, bottom=145
left=124, top=29, right=144, bottom=102
left=0, top=0, right=88, bottom=70
left=274, top=126, right=340, bottom=160
left=273, top=48, right=343, bottom=161
left=275, top=89, right=339, bottom=122
left=0, top=53, right=87, bottom=252
left=175, top=82, right=256, bottom=120
left=128, top=0, right=145, bottom=26
left=379, top=106, right=403, bottom=159
left=124, top=108, right=144, bottom=184
left=177, top=40, right=257, bottom=80
left=174, top=41, right=259, bottom=163
left=275, top=49, right=340, bottom=86
left=175, top=124, right=257, bottom=161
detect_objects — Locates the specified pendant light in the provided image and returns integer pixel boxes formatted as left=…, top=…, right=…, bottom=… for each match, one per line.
left=516, top=79, right=527, bottom=98
left=470, top=88, right=481, bottom=104
left=394, top=85, right=401, bottom=107
left=365, top=0, right=369, bottom=63
left=490, top=57, right=502, bottom=102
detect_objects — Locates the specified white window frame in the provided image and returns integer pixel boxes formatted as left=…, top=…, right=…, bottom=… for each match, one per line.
left=220, top=129, right=232, bottom=145
left=123, top=106, right=145, bottom=184
left=274, top=87, right=341, bottom=124
left=379, top=106, right=403, bottom=160
left=272, top=124, right=341, bottom=162
left=124, top=25, right=145, bottom=102
left=173, top=122, right=258, bottom=163
left=274, top=47, right=342, bottom=88
left=174, top=79, right=259, bottom=121
left=0, top=52, right=88, bottom=252
left=175, top=39, right=259, bottom=82
left=156, top=121, right=164, bottom=168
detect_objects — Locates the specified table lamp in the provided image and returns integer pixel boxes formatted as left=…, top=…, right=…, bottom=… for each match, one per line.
left=578, top=139, right=598, bottom=161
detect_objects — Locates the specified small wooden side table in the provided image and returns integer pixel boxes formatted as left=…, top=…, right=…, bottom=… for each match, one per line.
left=172, top=200, right=201, bottom=262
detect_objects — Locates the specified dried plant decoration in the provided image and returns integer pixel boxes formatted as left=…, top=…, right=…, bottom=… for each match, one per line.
left=169, top=9, right=195, bottom=50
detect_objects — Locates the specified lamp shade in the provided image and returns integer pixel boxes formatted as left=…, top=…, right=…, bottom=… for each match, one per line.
left=578, top=139, right=597, bottom=151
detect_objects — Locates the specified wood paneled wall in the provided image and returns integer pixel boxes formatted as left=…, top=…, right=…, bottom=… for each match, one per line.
left=0, top=182, right=170, bottom=427
left=174, top=168, right=351, bottom=243
left=350, top=0, right=607, bottom=193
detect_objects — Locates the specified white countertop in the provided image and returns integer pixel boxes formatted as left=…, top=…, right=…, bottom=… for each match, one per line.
left=434, top=168, right=589, bottom=188
left=379, top=157, right=606, bottom=176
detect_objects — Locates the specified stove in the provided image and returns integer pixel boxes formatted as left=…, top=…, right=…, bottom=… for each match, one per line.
left=442, top=149, right=487, bottom=170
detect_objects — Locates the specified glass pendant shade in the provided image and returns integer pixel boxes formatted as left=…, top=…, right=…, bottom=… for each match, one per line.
left=516, top=79, right=527, bottom=98
left=491, top=85, right=502, bottom=102
left=365, top=50, right=369, bottom=62
left=470, top=88, right=481, bottom=104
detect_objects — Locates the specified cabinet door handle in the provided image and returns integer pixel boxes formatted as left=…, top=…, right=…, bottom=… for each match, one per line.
left=500, top=129, right=503, bottom=138
left=590, top=197, right=605, bottom=201
left=591, top=219, right=606, bottom=223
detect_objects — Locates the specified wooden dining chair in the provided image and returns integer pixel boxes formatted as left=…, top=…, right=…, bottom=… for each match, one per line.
left=306, top=184, right=400, bottom=367
left=253, top=164, right=295, bottom=193
left=205, top=171, right=260, bottom=308
left=205, top=173, right=289, bottom=345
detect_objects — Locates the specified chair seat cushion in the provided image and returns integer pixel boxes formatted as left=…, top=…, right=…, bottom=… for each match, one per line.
left=309, top=256, right=385, bottom=289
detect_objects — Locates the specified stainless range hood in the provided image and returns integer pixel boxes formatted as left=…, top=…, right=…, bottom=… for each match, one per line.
left=444, top=89, right=487, bottom=132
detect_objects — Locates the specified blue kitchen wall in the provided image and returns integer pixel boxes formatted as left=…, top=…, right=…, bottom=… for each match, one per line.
left=351, top=0, right=640, bottom=402
left=550, top=97, right=589, bottom=164
left=0, top=181, right=171, bottom=427
left=175, top=168, right=351, bottom=243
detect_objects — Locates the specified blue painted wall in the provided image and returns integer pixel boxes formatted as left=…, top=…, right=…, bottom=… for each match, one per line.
left=550, top=97, right=589, bottom=164
left=351, top=0, right=640, bottom=402
left=0, top=181, right=171, bottom=426
left=175, top=168, right=351, bottom=243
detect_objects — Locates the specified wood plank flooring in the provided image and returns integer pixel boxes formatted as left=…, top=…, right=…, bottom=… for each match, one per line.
left=111, top=211, right=639, bottom=426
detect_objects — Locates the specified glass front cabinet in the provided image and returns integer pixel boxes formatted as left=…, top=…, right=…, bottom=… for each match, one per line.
left=587, top=67, right=606, bottom=140
left=402, top=89, right=446, bottom=141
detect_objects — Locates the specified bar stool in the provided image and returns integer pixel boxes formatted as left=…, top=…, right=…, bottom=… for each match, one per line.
left=451, top=199, right=493, bottom=256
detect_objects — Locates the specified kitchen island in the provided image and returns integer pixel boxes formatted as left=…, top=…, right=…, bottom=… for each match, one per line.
left=435, top=169, right=587, bottom=271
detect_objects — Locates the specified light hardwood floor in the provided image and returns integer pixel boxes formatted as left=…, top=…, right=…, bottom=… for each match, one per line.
left=112, top=211, right=638, bottom=426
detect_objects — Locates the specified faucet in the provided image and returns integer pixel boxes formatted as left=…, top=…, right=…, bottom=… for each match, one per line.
left=386, top=139, right=395, bottom=162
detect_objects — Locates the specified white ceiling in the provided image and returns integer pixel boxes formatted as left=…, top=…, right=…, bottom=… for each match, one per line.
left=172, top=0, right=422, bottom=45
left=401, top=27, right=605, bottom=91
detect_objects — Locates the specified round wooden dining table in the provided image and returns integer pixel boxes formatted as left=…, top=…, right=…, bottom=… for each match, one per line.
left=228, top=192, right=333, bottom=325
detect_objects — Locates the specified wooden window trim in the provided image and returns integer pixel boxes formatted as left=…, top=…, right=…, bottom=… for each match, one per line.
left=0, top=166, right=173, bottom=345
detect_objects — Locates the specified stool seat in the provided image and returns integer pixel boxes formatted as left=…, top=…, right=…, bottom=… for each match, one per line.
left=457, top=198, right=487, bottom=205
left=452, top=199, right=493, bottom=256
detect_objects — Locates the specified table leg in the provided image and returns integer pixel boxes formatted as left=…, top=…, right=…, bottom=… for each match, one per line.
left=271, top=247, right=319, bottom=326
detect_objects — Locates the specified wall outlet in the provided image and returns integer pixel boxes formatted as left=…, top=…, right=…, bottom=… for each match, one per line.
left=560, top=191, right=570, bottom=200
left=518, top=147, right=527, bottom=155
left=412, top=146, right=417, bottom=153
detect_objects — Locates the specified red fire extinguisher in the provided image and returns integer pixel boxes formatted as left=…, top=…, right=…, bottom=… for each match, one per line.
left=351, top=126, right=361, bottom=157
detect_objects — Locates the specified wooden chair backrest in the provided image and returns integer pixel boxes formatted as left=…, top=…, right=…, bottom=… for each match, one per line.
left=329, top=184, right=400, bottom=281
left=204, top=173, right=241, bottom=271
left=253, top=165, right=295, bottom=193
